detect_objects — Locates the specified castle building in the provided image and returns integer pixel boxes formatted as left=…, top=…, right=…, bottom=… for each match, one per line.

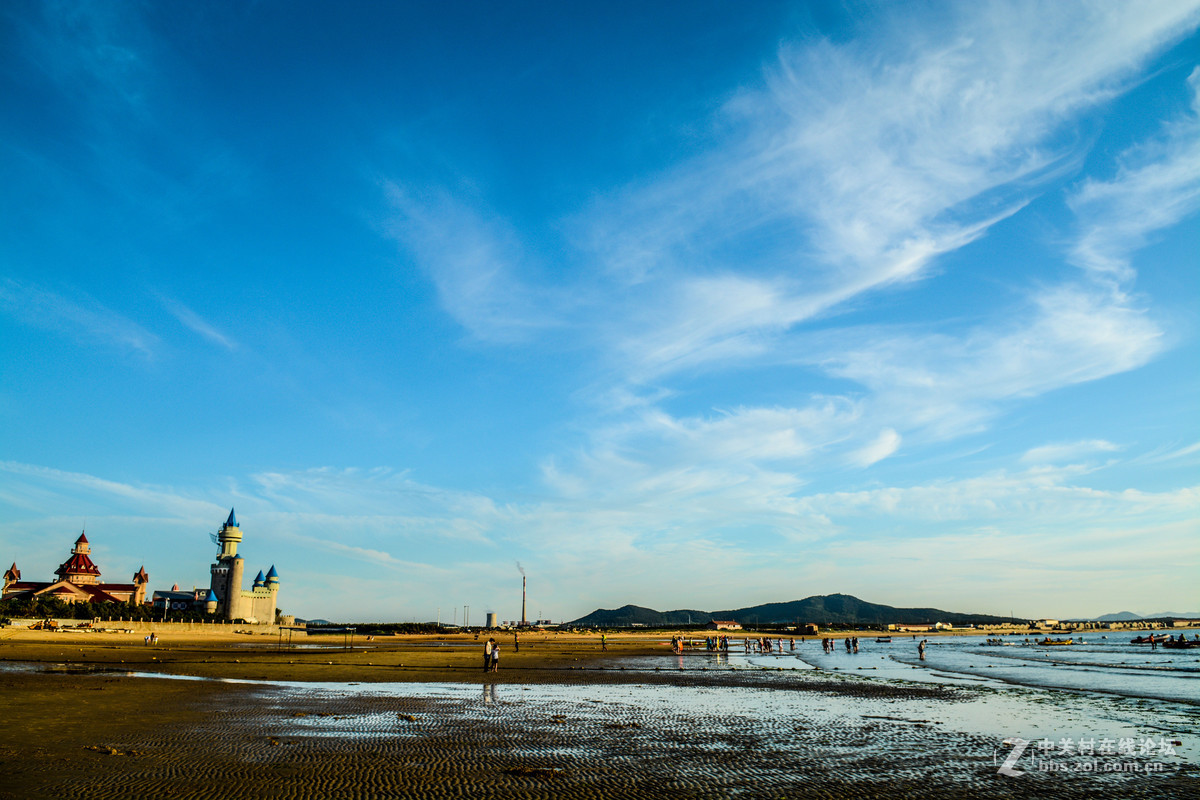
left=209, top=509, right=279, bottom=623
left=152, top=584, right=218, bottom=614
left=2, top=532, right=148, bottom=605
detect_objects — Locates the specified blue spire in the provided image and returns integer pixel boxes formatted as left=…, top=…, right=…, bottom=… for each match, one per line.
left=253, top=570, right=265, bottom=584
left=225, top=508, right=238, bottom=528
left=266, top=565, right=279, bottom=582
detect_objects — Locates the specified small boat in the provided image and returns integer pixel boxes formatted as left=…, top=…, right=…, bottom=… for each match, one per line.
left=1161, top=638, right=1200, bottom=649
left=983, top=638, right=1009, bottom=646
left=1130, top=634, right=1169, bottom=644
left=1038, top=638, right=1073, bottom=646
left=874, top=636, right=892, bottom=643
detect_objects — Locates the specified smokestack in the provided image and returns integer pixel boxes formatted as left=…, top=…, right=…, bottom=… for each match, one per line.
left=521, top=575, right=527, bottom=627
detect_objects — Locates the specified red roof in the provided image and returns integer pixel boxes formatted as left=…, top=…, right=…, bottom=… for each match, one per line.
left=79, top=586, right=124, bottom=603
left=56, top=553, right=101, bottom=577
left=3, top=581, right=130, bottom=604
left=3, top=581, right=43, bottom=593
left=76, top=532, right=89, bottom=544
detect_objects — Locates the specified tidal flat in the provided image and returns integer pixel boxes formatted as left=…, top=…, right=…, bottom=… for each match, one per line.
left=1, top=631, right=1196, bottom=799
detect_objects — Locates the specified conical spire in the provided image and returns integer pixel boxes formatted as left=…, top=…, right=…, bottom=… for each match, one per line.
left=225, top=508, right=238, bottom=528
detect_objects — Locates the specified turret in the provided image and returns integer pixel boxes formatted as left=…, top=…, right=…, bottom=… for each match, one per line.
left=55, top=531, right=101, bottom=585
left=132, top=566, right=149, bottom=604
left=216, top=508, right=243, bottom=559
left=3, top=563, right=19, bottom=591
left=252, top=570, right=265, bottom=589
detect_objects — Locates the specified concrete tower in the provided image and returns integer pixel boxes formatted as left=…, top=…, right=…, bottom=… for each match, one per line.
left=210, top=509, right=246, bottom=620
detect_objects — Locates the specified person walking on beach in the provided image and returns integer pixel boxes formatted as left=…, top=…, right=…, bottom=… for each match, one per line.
left=490, top=641, right=500, bottom=672
left=918, top=639, right=926, bottom=660
left=483, top=638, right=494, bottom=672
left=601, top=633, right=607, bottom=651
left=514, top=632, right=519, bottom=653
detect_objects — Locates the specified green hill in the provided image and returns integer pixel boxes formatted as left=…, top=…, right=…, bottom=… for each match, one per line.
left=569, top=593, right=1012, bottom=627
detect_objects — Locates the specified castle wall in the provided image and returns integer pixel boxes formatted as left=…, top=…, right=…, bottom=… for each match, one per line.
left=239, top=587, right=277, bottom=624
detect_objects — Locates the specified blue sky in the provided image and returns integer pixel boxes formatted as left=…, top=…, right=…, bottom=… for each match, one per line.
left=1, top=1, right=1198, bottom=622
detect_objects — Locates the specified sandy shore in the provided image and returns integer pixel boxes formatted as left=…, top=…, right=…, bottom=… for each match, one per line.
left=2, top=630, right=1195, bottom=799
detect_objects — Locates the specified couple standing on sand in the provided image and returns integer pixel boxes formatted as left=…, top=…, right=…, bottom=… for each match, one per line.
left=483, top=637, right=500, bottom=672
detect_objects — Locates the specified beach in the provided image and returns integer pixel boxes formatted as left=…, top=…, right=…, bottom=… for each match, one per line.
left=1, top=629, right=1197, bottom=799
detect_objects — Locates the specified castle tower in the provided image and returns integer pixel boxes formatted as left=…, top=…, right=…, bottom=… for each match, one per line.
left=216, top=508, right=243, bottom=559
left=132, top=565, right=149, bottom=604
left=210, top=509, right=246, bottom=620
left=265, top=566, right=280, bottom=624
left=3, top=563, right=19, bottom=592
left=55, top=532, right=102, bottom=585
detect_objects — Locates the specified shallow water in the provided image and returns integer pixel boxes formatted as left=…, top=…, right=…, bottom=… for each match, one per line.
left=725, top=635, right=1200, bottom=705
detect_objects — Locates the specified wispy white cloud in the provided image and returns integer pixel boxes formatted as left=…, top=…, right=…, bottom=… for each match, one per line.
left=792, top=466, right=1199, bottom=527
left=3, top=454, right=1196, bottom=619
left=577, top=1, right=1200, bottom=378
left=17, top=0, right=154, bottom=112
left=1021, top=440, right=1120, bottom=464
left=382, top=3, right=1198, bottom=399
left=850, top=429, right=902, bottom=468
left=810, top=281, right=1165, bottom=441
left=1138, top=441, right=1200, bottom=465
left=0, top=279, right=159, bottom=357
left=382, top=182, right=566, bottom=343
left=248, top=467, right=499, bottom=544
left=1068, top=66, right=1200, bottom=285
left=159, top=296, right=237, bottom=350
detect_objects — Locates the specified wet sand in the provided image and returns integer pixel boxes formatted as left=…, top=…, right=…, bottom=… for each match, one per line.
left=2, top=631, right=1196, bottom=799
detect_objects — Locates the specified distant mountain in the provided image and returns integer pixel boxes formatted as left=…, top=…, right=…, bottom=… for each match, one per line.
left=568, top=604, right=713, bottom=627
left=569, top=594, right=1013, bottom=628
left=1093, top=611, right=1199, bottom=622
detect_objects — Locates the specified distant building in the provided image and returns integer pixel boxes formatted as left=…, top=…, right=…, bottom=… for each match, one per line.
left=152, top=585, right=218, bottom=614
left=2, top=532, right=148, bottom=606
left=708, top=620, right=743, bottom=630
